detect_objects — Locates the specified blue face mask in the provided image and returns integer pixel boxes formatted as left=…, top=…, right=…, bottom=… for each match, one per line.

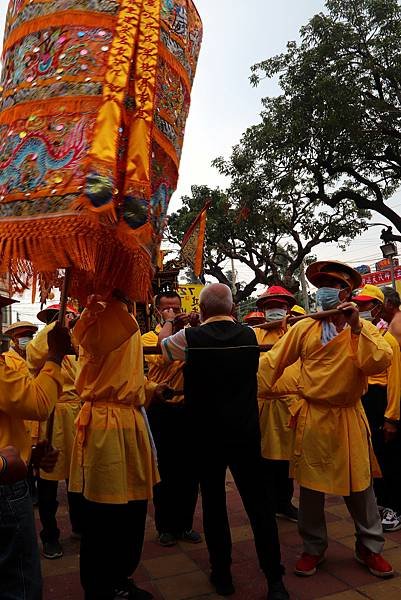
left=359, top=310, right=373, bottom=322
left=264, top=308, right=287, bottom=322
left=316, top=287, right=342, bottom=311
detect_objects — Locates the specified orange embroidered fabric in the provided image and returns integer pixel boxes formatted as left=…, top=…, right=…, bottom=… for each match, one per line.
left=0, top=0, right=202, bottom=301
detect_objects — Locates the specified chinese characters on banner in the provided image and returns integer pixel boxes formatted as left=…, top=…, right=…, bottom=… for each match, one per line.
left=361, top=268, right=401, bottom=286
left=178, top=284, right=204, bottom=313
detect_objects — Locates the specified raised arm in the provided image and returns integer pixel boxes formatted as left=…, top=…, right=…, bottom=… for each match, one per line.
left=258, top=320, right=310, bottom=392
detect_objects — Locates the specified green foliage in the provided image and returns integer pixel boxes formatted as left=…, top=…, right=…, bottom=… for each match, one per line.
left=168, top=183, right=367, bottom=303
left=247, top=0, right=401, bottom=230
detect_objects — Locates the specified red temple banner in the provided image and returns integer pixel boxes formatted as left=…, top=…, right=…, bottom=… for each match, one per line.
left=0, top=0, right=202, bottom=301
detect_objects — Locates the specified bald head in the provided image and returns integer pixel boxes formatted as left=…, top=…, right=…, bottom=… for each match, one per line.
left=199, top=284, right=234, bottom=321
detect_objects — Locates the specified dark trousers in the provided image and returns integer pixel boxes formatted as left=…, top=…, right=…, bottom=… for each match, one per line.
left=362, top=384, right=401, bottom=513
left=0, top=480, right=42, bottom=600
left=262, top=458, right=294, bottom=512
left=148, top=403, right=199, bottom=534
left=198, top=444, right=283, bottom=584
left=38, top=478, right=84, bottom=542
left=80, top=497, right=148, bottom=600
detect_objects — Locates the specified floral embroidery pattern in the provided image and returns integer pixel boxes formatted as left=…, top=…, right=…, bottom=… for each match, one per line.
left=1, top=27, right=112, bottom=90
left=5, top=0, right=119, bottom=37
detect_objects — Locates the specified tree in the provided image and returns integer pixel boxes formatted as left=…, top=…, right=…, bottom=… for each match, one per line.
left=247, top=0, right=401, bottom=232
left=167, top=184, right=368, bottom=304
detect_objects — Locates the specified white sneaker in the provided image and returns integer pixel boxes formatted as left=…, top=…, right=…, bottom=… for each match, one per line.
left=382, top=508, right=401, bottom=532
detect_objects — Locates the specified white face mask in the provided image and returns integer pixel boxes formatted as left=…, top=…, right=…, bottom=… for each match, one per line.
left=17, top=336, right=32, bottom=349
left=359, top=310, right=373, bottom=322
left=264, top=308, right=287, bottom=322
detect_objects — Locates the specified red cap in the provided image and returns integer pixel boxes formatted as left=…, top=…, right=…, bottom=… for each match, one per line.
left=243, top=311, right=266, bottom=324
left=37, top=303, right=78, bottom=323
left=256, top=286, right=296, bottom=309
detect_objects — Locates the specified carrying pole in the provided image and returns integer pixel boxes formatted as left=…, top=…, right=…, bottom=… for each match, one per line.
left=46, top=268, right=72, bottom=441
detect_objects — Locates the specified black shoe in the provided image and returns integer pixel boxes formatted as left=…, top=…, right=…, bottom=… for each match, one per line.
left=42, top=540, right=63, bottom=560
left=267, top=580, right=290, bottom=600
left=114, top=580, right=153, bottom=599
left=210, top=572, right=235, bottom=596
left=179, top=529, right=202, bottom=544
left=276, top=503, right=298, bottom=523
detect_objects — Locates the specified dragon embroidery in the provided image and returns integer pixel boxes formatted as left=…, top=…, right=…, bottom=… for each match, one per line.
left=0, top=118, right=86, bottom=194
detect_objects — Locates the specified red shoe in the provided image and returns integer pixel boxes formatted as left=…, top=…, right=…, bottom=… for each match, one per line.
left=355, top=543, right=394, bottom=578
left=295, top=553, right=325, bottom=576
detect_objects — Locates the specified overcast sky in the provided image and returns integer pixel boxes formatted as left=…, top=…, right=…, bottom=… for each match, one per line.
left=0, top=1, right=400, bottom=314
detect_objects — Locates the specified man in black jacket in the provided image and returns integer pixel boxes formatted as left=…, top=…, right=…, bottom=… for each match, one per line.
left=159, top=283, right=288, bottom=600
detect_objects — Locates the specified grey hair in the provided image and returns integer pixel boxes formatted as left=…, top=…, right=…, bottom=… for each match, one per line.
left=199, top=283, right=233, bottom=316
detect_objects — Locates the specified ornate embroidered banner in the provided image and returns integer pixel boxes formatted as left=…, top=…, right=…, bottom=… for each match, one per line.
left=0, top=0, right=202, bottom=301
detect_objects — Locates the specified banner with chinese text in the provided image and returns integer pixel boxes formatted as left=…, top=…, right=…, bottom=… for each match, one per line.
left=178, top=284, right=204, bottom=314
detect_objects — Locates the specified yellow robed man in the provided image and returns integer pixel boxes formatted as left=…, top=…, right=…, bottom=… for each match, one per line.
left=260, top=261, right=394, bottom=580
left=3, top=321, right=38, bottom=444
left=355, top=285, right=401, bottom=533
left=0, top=324, right=71, bottom=600
left=26, top=320, right=82, bottom=560
left=142, top=289, right=201, bottom=547
left=69, top=293, right=160, bottom=599
left=255, top=286, right=301, bottom=523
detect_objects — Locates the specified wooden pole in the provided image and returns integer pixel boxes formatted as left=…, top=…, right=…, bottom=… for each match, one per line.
left=46, top=268, right=72, bottom=442
left=254, top=308, right=350, bottom=332
left=143, top=343, right=274, bottom=355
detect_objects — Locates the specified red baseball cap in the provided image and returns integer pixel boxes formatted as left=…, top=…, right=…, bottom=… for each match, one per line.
left=256, top=286, right=296, bottom=309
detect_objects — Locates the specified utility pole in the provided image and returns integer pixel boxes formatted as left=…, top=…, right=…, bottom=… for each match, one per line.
left=300, top=261, right=310, bottom=312
left=230, top=256, right=236, bottom=296
left=390, top=255, right=396, bottom=290
left=380, top=240, right=398, bottom=290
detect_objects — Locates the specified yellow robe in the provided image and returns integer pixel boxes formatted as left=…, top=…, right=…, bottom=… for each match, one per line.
left=368, top=331, right=401, bottom=422
left=142, top=329, right=184, bottom=403
left=3, top=348, right=35, bottom=445
left=69, top=299, right=159, bottom=504
left=255, top=327, right=300, bottom=460
left=259, top=318, right=393, bottom=496
left=0, top=349, right=62, bottom=463
left=26, top=324, right=81, bottom=480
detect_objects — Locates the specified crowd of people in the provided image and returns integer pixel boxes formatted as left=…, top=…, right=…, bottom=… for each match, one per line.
left=0, top=259, right=400, bottom=600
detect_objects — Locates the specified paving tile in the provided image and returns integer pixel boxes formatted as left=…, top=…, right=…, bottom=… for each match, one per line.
left=277, top=518, right=299, bottom=534
left=141, top=539, right=185, bottom=560
left=44, top=571, right=83, bottom=600
left=358, top=576, right=401, bottom=599
left=154, top=570, right=214, bottom=600
left=177, top=538, right=208, bottom=551
left=327, top=520, right=357, bottom=540
left=234, top=539, right=258, bottom=560
left=186, top=547, right=211, bottom=572
left=230, top=525, right=254, bottom=543
left=143, top=553, right=199, bottom=579
left=383, top=529, right=401, bottom=545
left=278, top=529, right=304, bottom=550
left=326, top=495, right=344, bottom=507
left=284, top=569, right=350, bottom=600
left=41, top=466, right=401, bottom=600
left=41, top=552, right=79, bottom=578
left=316, top=592, right=365, bottom=599
left=325, top=504, right=353, bottom=519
